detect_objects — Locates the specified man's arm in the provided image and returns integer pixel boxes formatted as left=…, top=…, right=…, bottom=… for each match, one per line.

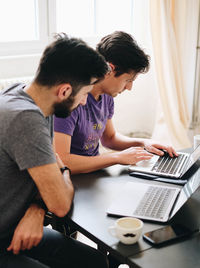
left=7, top=154, right=71, bottom=255
left=54, top=131, right=153, bottom=174
left=101, top=119, right=178, bottom=157
left=54, top=118, right=177, bottom=174
left=7, top=203, right=45, bottom=255
left=28, top=162, right=74, bottom=217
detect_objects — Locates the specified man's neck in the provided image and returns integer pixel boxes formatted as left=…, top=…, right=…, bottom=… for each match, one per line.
left=24, top=83, right=53, bottom=117
left=90, top=82, right=104, bottom=101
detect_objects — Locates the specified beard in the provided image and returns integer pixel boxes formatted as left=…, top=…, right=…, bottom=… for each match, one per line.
left=53, top=94, right=75, bottom=118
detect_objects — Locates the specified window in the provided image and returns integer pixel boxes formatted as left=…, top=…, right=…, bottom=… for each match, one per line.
left=0, top=0, right=49, bottom=57
left=0, top=0, right=136, bottom=56
left=95, top=0, right=133, bottom=35
left=0, top=0, right=38, bottom=42
left=0, top=0, right=143, bottom=77
left=56, top=0, right=134, bottom=37
left=56, top=0, right=95, bottom=37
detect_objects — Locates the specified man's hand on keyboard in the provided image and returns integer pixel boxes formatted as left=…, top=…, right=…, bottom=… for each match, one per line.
left=143, top=140, right=178, bottom=158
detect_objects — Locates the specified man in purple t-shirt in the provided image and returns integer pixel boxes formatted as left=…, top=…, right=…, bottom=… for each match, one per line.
left=54, top=31, right=177, bottom=174
left=54, top=92, right=114, bottom=156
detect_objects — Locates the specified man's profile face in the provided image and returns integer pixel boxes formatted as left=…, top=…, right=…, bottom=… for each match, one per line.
left=104, top=71, right=138, bottom=97
left=54, top=78, right=98, bottom=118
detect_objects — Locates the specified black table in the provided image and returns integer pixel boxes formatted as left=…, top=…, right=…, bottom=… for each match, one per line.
left=66, top=159, right=200, bottom=268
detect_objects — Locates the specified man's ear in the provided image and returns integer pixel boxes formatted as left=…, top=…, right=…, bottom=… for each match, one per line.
left=105, top=63, right=115, bottom=78
left=108, top=63, right=115, bottom=71
left=56, top=83, right=72, bottom=101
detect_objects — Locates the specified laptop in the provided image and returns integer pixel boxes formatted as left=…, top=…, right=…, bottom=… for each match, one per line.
left=128, top=144, right=200, bottom=179
left=106, top=168, right=200, bottom=222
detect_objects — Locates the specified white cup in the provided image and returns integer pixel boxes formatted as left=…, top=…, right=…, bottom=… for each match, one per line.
left=108, top=217, right=143, bottom=245
left=194, top=135, right=200, bottom=150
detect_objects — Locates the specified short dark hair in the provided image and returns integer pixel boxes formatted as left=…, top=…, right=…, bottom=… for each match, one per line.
left=96, top=31, right=150, bottom=77
left=34, top=33, right=108, bottom=95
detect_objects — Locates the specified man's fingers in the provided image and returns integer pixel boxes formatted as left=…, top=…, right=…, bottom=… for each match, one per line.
left=32, top=237, right=42, bottom=248
left=7, top=239, right=14, bottom=252
left=26, top=239, right=35, bottom=250
left=137, top=155, right=153, bottom=160
left=146, top=144, right=178, bottom=158
left=7, top=238, right=22, bottom=255
left=160, top=146, right=178, bottom=157
left=136, top=151, right=153, bottom=157
left=21, top=237, right=29, bottom=251
left=133, top=155, right=153, bottom=164
left=27, top=236, right=42, bottom=250
left=168, top=147, right=178, bottom=157
left=150, top=147, right=164, bottom=156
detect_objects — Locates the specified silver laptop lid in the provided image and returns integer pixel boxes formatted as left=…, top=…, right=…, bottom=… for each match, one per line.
left=181, top=144, right=200, bottom=175
left=170, top=163, right=200, bottom=219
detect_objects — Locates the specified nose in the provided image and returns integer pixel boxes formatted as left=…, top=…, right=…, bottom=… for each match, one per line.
left=125, top=81, right=133, bottom=91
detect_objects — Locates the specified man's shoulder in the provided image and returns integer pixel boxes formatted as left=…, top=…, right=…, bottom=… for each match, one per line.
left=0, top=83, right=42, bottom=117
left=0, top=91, right=45, bottom=135
left=0, top=83, right=27, bottom=101
left=101, top=94, right=114, bottom=106
left=103, top=93, right=113, bottom=100
left=66, top=104, right=84, bottom=119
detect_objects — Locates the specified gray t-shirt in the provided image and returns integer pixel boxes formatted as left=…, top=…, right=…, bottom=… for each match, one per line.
left=0, top=83, right=56, bottom=239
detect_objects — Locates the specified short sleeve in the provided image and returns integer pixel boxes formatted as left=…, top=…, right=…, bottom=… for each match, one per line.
left=4, top=110, right=56, bottom=170
left=108, top=96, right=114, bottom=119
left=54, top=109, right=79, bottom=136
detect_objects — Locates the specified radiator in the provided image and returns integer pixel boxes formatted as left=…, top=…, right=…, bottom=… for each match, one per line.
left=0, top=76, right=33, bottom=91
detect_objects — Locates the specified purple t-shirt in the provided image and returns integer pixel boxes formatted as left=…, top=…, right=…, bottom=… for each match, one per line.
left=54, top=93, right=114, bottom=156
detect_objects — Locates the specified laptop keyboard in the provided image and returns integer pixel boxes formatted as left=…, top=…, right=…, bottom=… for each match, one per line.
left=151, top=153, right=188, bottom=175
left=134, top=186, right=176, bottom=219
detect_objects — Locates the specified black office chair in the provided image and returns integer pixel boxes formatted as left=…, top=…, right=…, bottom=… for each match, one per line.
left=44, top=211, right=77, bottom=238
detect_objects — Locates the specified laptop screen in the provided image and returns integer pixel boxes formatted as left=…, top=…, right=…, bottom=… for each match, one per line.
left=170, top=164, right=200, bottom=219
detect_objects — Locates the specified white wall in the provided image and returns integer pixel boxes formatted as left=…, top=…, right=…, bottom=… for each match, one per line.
left=112, top=68, right=157, bottom=137
left=112, top=0, right=157, bottom=137
left=0, top=54, right=40, bottom=79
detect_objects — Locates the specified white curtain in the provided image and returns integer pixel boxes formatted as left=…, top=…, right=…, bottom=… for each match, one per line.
left=150, top=0, right=199, bottom=149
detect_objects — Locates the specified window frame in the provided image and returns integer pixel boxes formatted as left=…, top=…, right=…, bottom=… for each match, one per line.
left=0, top=0, right=52, bottom=57
left=0, top=0, right=58, bottom=78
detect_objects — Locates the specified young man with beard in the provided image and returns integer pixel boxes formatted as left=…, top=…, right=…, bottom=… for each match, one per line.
left=0, top=33, right=109, bottom=268
left=54, top=31, right=177, bottom=175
